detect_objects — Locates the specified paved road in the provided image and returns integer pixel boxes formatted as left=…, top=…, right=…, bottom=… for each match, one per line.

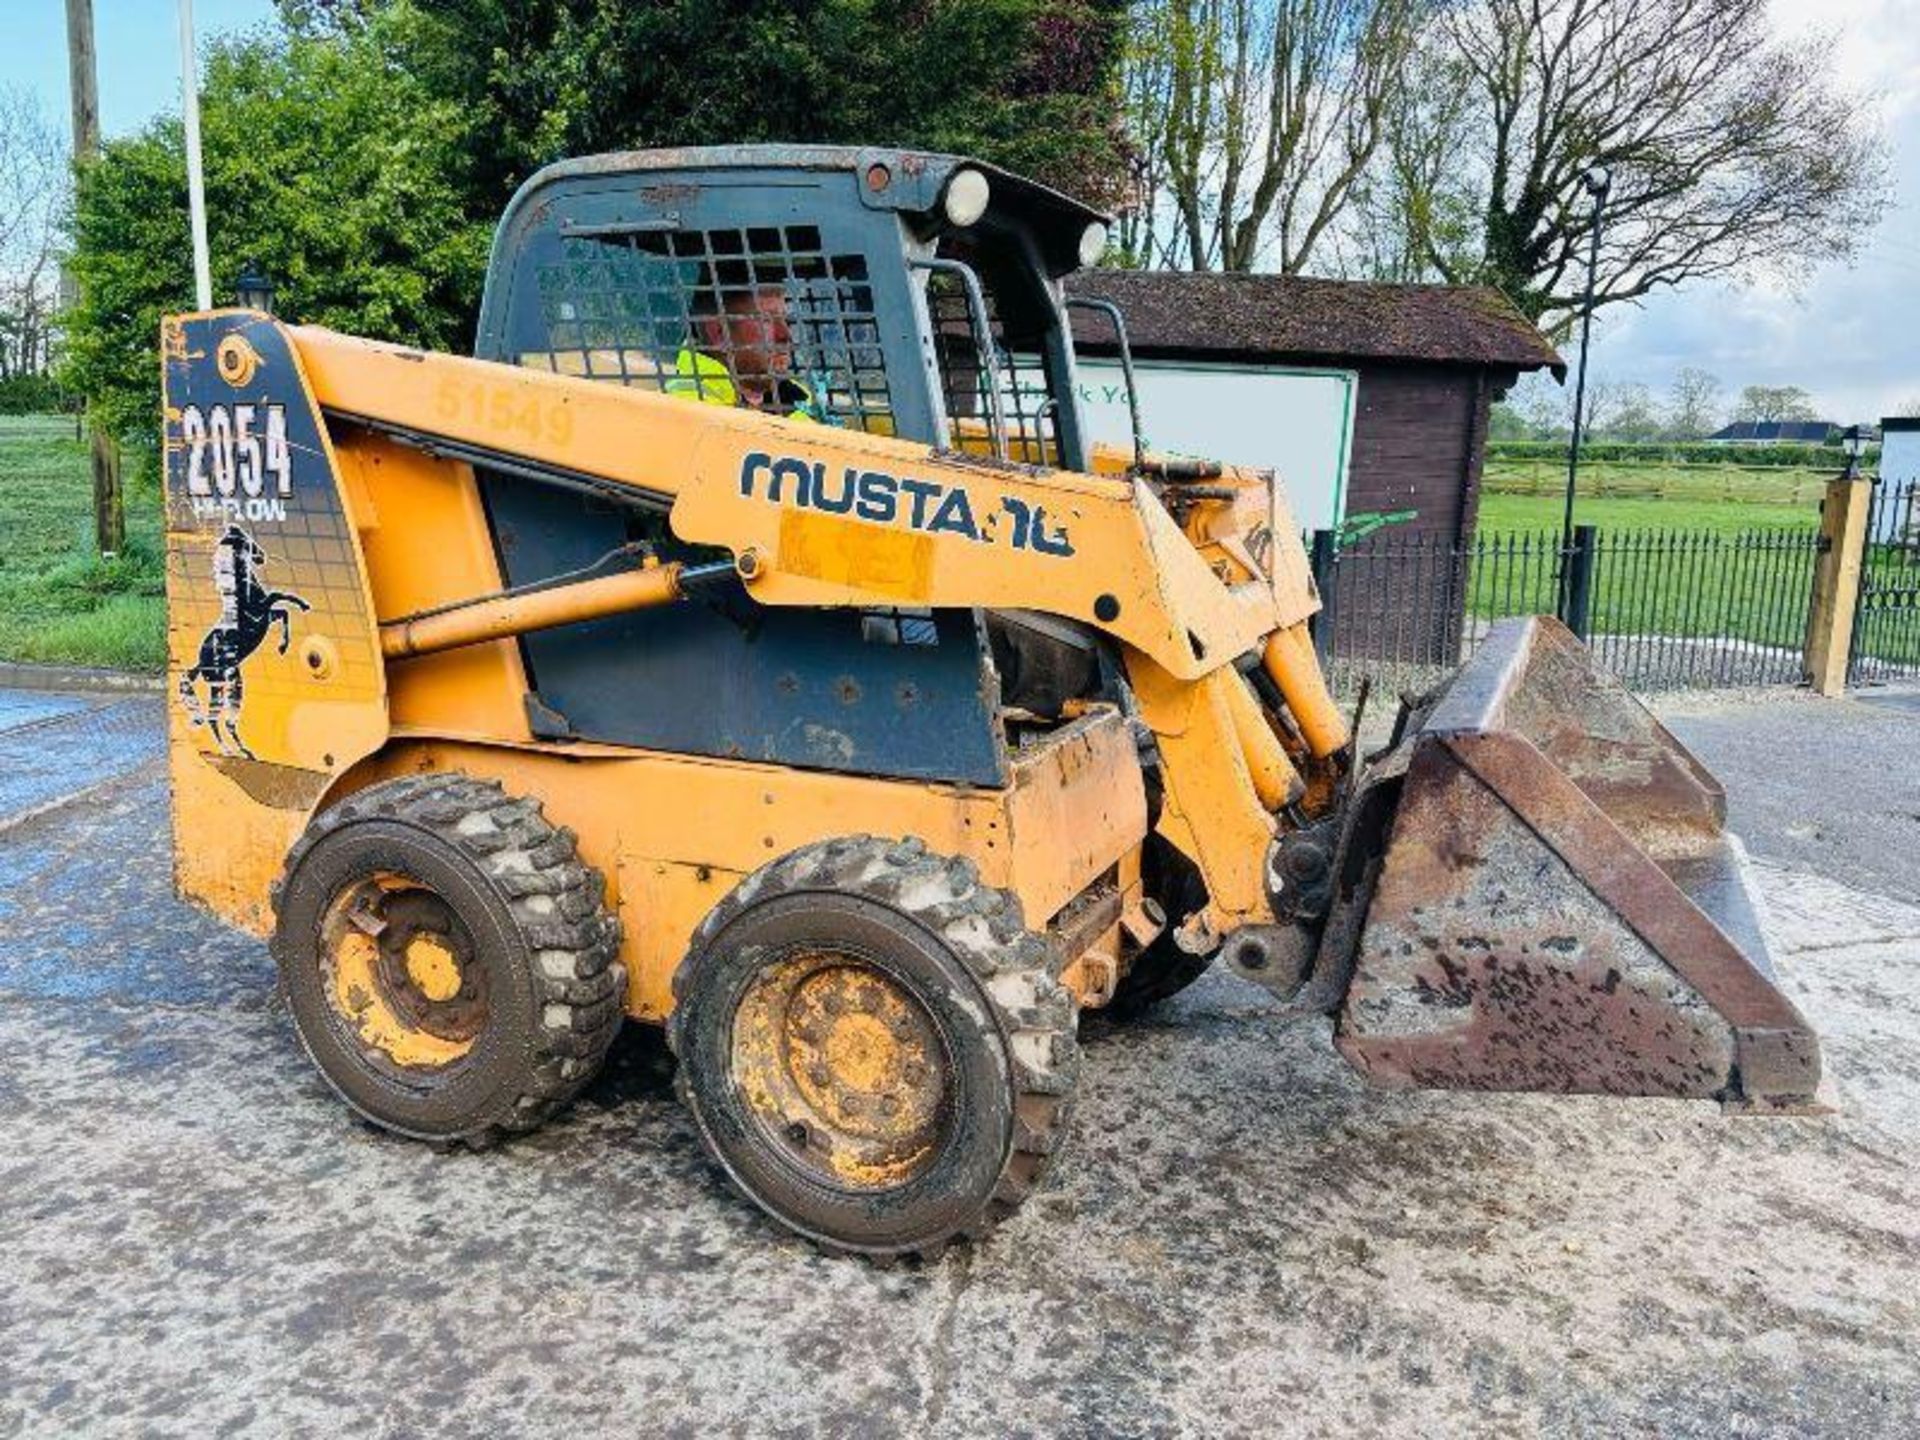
left=1660, top=688, right=1920, bottom=904
left=2, top=686, right=1918, bottom=1437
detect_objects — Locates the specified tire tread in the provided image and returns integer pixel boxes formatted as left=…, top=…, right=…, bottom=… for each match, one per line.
left=272, top=772, right=624, bottom=1147
left=667, top=833, right=1079, bottom=1260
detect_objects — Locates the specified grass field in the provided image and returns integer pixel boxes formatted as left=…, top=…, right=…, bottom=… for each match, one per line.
left=1325, top=453, right=1838, bottom=686
left=1479, top=455, right=1828, bottom=536
left=1477, top=490, right=1822, bottom=535
left=0, top=415, right=166, bottom=671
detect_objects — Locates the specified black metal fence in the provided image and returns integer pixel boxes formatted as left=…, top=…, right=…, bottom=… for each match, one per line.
left=1850, top=477, right=1920, bottom=686
left=1311, top=522, right=1824, bottom=697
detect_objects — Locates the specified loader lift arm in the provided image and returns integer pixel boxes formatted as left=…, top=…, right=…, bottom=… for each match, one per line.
left=293, top=322, right=1351, bottom=937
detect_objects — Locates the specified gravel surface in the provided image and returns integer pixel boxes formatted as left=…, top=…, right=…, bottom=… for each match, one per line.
left=2, top=686, right=1917, bottom=1437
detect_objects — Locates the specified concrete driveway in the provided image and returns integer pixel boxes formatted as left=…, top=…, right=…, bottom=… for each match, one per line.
left=1, top=683, right=1917, bottom=1437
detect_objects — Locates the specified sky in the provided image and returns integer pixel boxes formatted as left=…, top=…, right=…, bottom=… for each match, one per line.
left=1576, top=0, right=1920, bottom=426
left=1, top=1, right=278, bottom=137
left=5, top=0, right=1915, bottom=425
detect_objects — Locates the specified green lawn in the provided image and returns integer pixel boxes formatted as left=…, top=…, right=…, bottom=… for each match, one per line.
left=1464, top=457, right=1830, bottom=654
left=1477, top=490, right=1821, bottom=537
left=0, top=415, right=166, bottom=671
left=1478, top=454, right=1830, bottom=537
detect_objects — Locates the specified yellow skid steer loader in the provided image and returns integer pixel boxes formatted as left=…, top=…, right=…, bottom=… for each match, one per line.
left=161, top=146, right=1819, bottom=1258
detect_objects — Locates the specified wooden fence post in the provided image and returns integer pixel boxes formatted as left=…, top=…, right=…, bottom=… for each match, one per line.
left=1803, top=474, right=1873, bottom=696
left=90, top=426, right=123, bottom=557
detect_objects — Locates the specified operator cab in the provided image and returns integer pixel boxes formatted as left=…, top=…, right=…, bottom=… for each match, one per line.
left=474, top=146, right=1128, bottom=784
left=481, top=145, right=1113, bottom=467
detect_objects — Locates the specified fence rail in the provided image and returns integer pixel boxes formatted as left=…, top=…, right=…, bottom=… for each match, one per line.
left=1483, top=458, right=1830, bottom=507
left=1312, top=522, right=1823, bottom=697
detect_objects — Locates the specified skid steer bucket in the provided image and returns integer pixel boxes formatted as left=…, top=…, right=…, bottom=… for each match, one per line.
left=1335, top=616, right=1822, bottom=1110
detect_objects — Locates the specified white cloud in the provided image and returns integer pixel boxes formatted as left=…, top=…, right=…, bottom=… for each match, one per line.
left=1582, top=0, right=1920, bottom=425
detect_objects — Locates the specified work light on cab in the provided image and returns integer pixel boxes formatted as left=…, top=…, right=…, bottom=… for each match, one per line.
left=943, top=167, right=991, bottom=227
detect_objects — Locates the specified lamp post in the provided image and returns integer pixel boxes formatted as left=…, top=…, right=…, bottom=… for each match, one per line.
left=1840, top=423, right=1867, bottom=480
left=1559, top=165, right=1611, bottom=622
left=236, top=262, right=276, bottom=315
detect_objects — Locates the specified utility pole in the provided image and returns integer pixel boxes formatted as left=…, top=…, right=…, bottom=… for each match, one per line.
left=64, top=0, right=124, bottom=557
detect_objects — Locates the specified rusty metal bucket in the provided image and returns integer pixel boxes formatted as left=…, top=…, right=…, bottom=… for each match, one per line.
left=1335, top=616, right=1822, bottom=1110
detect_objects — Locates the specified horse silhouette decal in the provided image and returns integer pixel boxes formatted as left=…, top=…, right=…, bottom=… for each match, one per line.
left=177, top=524, right=311, bottom=759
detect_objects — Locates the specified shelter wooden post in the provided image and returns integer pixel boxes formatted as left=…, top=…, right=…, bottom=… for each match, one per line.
left=1803, top=474, right=1873, bottom=696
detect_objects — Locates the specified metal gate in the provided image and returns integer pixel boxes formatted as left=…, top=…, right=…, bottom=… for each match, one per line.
left=1850, top=477, right=1920, bottom=685
left=1311, top=520, right=1823, bottom=698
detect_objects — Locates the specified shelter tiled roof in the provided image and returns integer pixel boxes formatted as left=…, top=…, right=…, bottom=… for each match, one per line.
left=1064, top=269, right=1564, bottom=375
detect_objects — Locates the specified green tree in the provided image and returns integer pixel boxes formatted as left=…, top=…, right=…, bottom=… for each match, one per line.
left=64, top=15, right=491, bottom=448
left=69, top=0, right=1132, bottom=448
left=353, top=0, right=1131, bottom=216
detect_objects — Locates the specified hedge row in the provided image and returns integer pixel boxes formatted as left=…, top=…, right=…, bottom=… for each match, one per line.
left=0, top=374, right=69, bottom=416
left=1487, top=439, right=1876, bottom=469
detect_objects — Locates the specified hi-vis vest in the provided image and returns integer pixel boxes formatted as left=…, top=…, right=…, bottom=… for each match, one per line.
left=664, top=349, right=822, bottom=423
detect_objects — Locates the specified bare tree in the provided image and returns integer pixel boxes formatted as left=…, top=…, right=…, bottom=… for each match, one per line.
left=1342, top=20, right=1478, bottom=281
left=1505, top=369, right=1569, bottom=438
left=1124, top=0, right=1422, bottom=272
left=1731, top=385, right=1818, bottom=425
left=0, top=89, right=66, bottom=380
left=1588, top=380, right=1662, bottom=441
left=1382, top=0, right=1887, bottom=328
left=1665, top=367, right=1722, bottom=439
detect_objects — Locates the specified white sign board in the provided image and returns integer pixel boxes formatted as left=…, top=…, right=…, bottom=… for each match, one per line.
left=1072, top=359, right=1358, bottom=533
left=1877, top=428, right=1919, bottom=543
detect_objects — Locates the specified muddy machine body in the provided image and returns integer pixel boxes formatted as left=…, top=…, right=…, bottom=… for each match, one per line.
left=162, top=147, right=1819, bottom=1257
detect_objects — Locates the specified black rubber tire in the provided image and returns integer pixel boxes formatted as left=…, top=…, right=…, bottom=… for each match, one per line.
left=668, top=835, right=1079, bottom=1260
left=270, top=773, right=624, bottom=1147
left=1108, top=830, right=1219, bottom=1017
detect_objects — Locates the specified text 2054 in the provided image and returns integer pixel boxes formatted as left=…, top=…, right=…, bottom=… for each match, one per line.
left=180, top=403, right=294, bottom=520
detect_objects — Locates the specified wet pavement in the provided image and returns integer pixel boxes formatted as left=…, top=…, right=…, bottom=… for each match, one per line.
left=2, top=684, right=1919, bottom=1437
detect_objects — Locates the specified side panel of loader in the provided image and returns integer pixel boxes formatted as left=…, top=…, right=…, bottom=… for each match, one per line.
left=331, top=706, right=1147, bottom=1019
left=161, top=312, right=388, bottom=933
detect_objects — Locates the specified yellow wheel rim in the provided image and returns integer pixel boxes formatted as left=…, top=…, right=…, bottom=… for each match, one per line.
left=318, top=874, right=489, bottom=1073
left=731, top=952, right=949, bottom=1191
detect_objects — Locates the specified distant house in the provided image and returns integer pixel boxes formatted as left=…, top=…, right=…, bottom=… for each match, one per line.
left=1707, top=420, right=1843, bottom=444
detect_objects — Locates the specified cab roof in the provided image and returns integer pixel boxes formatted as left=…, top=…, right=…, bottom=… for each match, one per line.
left=505, top=144, right=1110, bottom=277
